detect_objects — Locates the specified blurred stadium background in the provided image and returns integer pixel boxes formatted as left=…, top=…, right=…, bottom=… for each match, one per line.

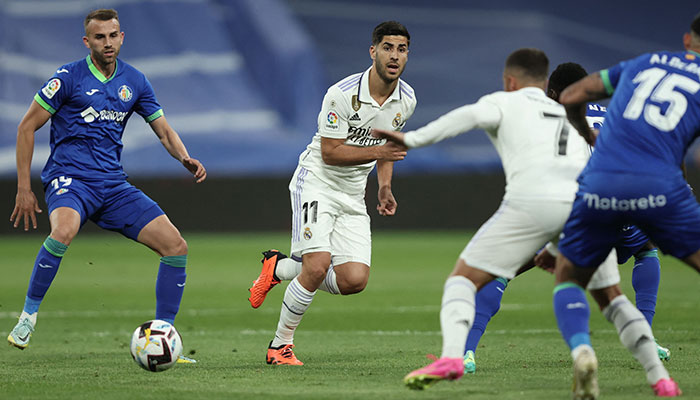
left=1, top=0, right=699, bottom=234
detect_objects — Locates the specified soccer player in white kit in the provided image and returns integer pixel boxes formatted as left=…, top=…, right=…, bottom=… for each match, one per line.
left=247, top=21, right=416, bottom=365
left=374, top=48, right=673, bottom=396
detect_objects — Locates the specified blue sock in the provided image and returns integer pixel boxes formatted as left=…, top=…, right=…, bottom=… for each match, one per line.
left=464, top=277, right=508, bottom=354
left=24, top=237, right=68, bottom=314
left=553, top=283, right=591, bottom=350
left=155, top=255, right=187, bottom=324
left=631, top=249, right=660, bottom=327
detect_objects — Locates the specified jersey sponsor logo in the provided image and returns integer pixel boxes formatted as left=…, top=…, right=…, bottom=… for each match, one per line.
left=80, top=106, right=128, bottom=124
left=349, top=113, right=361, bottom=121
left=41, top=78, right=61, bottom=99
left=346, top=126, right=383, bottom=146
left=118, top=85, right=133, bottom=102
left=85, top=89, right=100, bottom=96
left=326, top=111, right=339, bottom=130
left=582, top=192, right=667, bottom=211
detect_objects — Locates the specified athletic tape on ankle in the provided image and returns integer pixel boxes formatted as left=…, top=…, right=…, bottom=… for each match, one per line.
left=160, top=255, right=187, bottom=267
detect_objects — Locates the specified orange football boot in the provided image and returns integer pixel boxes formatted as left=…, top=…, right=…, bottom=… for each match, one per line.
left=248, top=250, right=286, bottom=308
left=266, top=342, right=303, bottom=365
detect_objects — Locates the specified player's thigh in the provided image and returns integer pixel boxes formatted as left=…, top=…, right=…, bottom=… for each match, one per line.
left=93, top=181, right=167, bottom=241
left=614, top=225, right=651, bottom=264
left=330, top=194, right=371, bottom=266
left=289, top=169, right=338, bottom=258
left=461, top=199, right=569, bottom=279
left=586, top=249, right=621, bottom=291
left=636, top=182, right=700, bottom=260
left=137, top=214, right=187, bottom=256
left=44, top=177, right=104, bottom=243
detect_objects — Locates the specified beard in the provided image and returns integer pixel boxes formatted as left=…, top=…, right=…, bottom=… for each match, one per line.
left=374, top=60, right=402, bottom=84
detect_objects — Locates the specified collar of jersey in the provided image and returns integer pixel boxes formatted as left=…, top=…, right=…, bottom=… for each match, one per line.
left=357, top=65, right=402, bottom=107
left=86, top=55, right=118, bottom=83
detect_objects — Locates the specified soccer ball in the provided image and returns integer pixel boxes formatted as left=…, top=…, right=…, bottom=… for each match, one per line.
left=129, top=319, right=183, bottom=372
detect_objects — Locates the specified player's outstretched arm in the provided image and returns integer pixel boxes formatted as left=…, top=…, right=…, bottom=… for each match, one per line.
left=376, top=160, right=397, bottom=216
left=372, top=129, right=406, bottom=146
left=320, top=137, right=407, bottom=166
left=560, top=73, right=607, bottom=146
left=11, top=101, right=51, bottom=231
left=149, top=116, right=206, bottom=183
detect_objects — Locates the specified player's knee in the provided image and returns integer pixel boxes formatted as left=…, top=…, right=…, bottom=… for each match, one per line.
left=162, top=236, right=187, bottom=256
left=50, top=226, right=78, bottom=245
left=336, top=266, right=369, bottom=295
left=340, top=278, right=367, bottom=295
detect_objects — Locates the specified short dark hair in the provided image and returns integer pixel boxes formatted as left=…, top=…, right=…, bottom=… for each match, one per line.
left=548, top=62, right=587, bottom=101
left=505, top=48, right=549, bottom=82
left=372, top=21, right=410, bottom=46
left=692, top=12, right=700, bottom=36
left=84, top=9, right=119, bottom=32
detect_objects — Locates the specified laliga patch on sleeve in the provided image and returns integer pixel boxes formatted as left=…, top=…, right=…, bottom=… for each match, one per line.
left=41, top=78, right=61, bottom=99
left=325, top=111, right=339, bottom=130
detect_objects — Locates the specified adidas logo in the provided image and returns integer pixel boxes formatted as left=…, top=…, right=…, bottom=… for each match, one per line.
left=349, top=113, right=361, bottom=121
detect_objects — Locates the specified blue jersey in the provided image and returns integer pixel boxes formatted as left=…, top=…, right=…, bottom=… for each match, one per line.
left=584, top=50, right=700, bottom=179
left=34, top=55, right=163, bottom=185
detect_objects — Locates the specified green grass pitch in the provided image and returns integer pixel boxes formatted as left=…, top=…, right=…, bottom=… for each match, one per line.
left=1, top=231, right=699, bottom=399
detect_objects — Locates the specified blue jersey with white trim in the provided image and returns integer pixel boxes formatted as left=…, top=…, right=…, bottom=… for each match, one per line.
left=34, top=56, right=163, bottom=184
left=584, top=50, right=700, bottom=179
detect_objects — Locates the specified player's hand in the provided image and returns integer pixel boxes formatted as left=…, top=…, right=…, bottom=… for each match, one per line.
left=182, top=157, right=206, bottom=183
left=372, top=128, right=406, bottom=146
left=377, top=185, right=397, bottom=216
left=534, top=248, right=555, bottom=274
left=376, top=141, right=407, bottom=162
left=10, top=188, right=42, bottom=231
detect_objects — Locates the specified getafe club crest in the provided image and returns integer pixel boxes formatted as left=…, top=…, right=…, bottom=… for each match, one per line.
left=392, top=112, right=402, bottom=128
left=351, top=95, right=361, bottom=111
left=118, top=85, right=133, bottom=102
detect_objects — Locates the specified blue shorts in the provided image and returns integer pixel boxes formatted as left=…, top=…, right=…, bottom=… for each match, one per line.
left=614, top=225, right=650, bottom=264
left=560, top=172, right=700, bottom=268
left=44, top=177, right=165, bottom=240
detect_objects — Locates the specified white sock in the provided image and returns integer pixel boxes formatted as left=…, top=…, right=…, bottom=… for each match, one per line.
left=271, top=277, right=316, bottom=347
left=275, top=258, right=302, bottom=280
left=603, top=295, right=669, bottom=384
left=318, top=263, right=340, bottom=294
left=275, top=257, right=339, bottom=294
left=20, top=311, right=37, bottom=326
left=440, top=276, right=476, bottom=358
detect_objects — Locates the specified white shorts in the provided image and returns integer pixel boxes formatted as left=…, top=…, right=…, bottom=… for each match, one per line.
left=460, top=198, right=619, bottom=288
left=289, top=166, right=371, bottom=266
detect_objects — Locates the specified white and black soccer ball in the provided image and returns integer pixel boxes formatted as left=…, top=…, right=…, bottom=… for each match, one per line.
left=130, top=319, right=183, bottom=372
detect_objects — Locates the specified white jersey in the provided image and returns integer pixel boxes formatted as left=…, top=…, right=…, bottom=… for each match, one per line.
left=404, top=87, right=589, bottom=202
left=298, top=66, right=417, bottom=194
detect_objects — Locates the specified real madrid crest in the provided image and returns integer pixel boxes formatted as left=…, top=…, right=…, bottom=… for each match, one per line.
left=392, top=112, right=402, bottom=128
left=351, top=95, right=361, bottom=111
left=303, top=227, right=313, bottom=240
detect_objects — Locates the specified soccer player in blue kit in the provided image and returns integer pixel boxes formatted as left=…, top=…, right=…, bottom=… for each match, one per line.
left=462, top=63, right=669, bottom=375
left=551, top=15, right=700, bottom=399
left=7, top=9, right=206, bottom=359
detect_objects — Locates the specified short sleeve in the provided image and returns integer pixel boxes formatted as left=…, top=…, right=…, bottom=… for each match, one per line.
left=317, top=86, right=350, bottom=139
left=134, top=75, right=163, bottom=123
left=34, top=68, right=72, bottom=115
left=600, top=59, right=629, bottom=96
